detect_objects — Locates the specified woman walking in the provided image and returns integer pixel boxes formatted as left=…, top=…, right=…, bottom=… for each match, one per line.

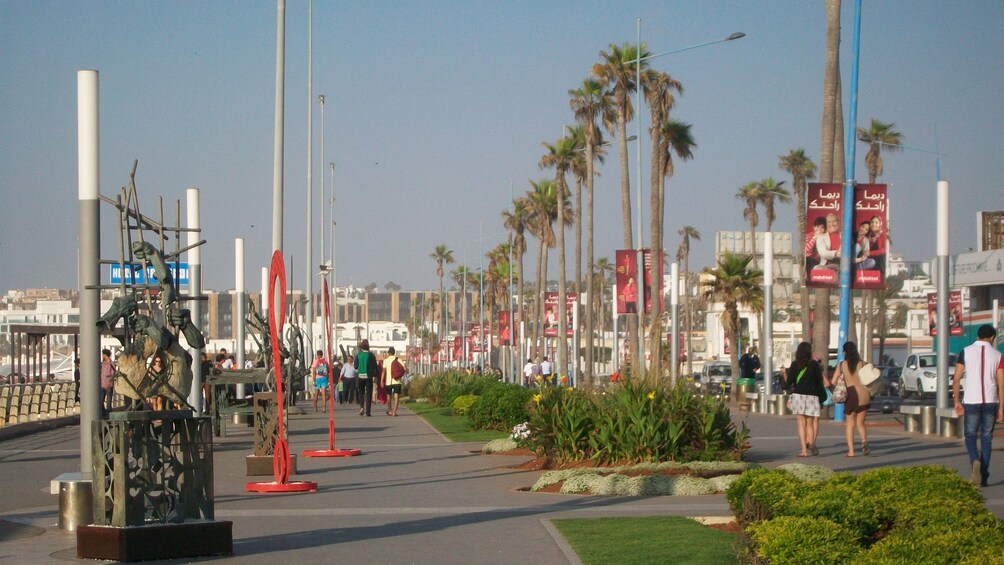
left=834, top=341, right=871, bottom=456
left=354, top=340, right=379, bottom=417
left=785, top=342, right=827, bottom=457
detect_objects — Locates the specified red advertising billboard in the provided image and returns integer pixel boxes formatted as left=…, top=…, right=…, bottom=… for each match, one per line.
left=806, top=183, right=890, bottom=290
left=542, top=292, right=576, bottom=337
left=927, top=291, right=963, bottom=336
left=615, top=249, right=660, bottom=314
left=497, top=311, right=517, bottom=346
left=852, top=184, right=888, bottom=290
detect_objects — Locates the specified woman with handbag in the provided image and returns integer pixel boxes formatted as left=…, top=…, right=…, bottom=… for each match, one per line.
left=834, top=341, right=872, bottom=456
left=785, top=342, right=828, bottom=457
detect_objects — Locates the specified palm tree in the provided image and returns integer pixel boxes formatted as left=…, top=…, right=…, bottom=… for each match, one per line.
left=430, top=244, right=454, bottom=369
left=525, top=180, right=559, bottom=359
left=569, top=78, right=611, bottom=385
left=875, top=273, right=904, bottom=364
left=594, top=256, right=615, bottom=368
left=540, top=136, right=578, bottom=377
left=502, top=199, right=530, bottom=363
left=779, top=149, right=817, bottom=342
left=815, top=0, right=846, bottom=365
left=677, top=226, right=701, bottom=377
left=702, top=252, right=763, bottom=400
left=757, top=177, right=790, bottom=232
left=649, top=118, right=695, bottom=378
left=858, top=118, right=903, bottom=184
left=593, top=43, right=649, bottom=369
left=736, top=182, right=761, bottom=268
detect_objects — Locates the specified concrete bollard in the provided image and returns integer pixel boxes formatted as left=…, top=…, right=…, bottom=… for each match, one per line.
left=920, top=406, right=937, bottom=435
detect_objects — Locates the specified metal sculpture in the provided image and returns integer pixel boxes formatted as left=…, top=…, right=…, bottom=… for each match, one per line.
left=303, top=277, right=361, bottom=458
left=245, top=251, right=317, bottom=493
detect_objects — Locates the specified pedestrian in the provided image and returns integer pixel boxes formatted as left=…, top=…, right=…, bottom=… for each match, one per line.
left=100, top=349, right=116, bottom=418
left=382, top=346, right=406, bottom=416
left=311, top=349, right=331, bottom=413
left=833, top=341, right=871, bottom=457
left=739, top=346, right=760, bottom=379
left=953, top=324, right=1004, bottom=486
left=522, top=358, right=534, bottom=387
left=784, top=342, right=826, bottom=457
left=540, top=356, right=553, bottom=386
left=354, top=340, right=379, bottom=416
left=73, top=357, right=81, bottom=402
left=340, top=354, right=357, bottom=405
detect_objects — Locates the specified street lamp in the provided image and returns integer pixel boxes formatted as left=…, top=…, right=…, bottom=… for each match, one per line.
left=633, top=19, right=745, bottom=375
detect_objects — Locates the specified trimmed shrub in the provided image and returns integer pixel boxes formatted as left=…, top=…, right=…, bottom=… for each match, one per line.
left=451, top=394, right=479, bottom=416
left=748, top=516, right=861, bottom=565
left=467, top=382, right=533, bottom=431
left=481, top=438, right=518, bottom=453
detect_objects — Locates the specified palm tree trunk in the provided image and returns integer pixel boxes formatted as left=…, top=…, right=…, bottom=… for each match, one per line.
left=616, top=106, right=640, bottom=375
left=584, top=144, right=595, bottom=386
left=796, top=180, right=811, bottom=343
left=574, top=176, right=582, bottom=382
left=557, top=179, right=569, bottom=378
left=517, top=249, right=525, bottom=369
left=648, top=129, right=664, bottom=382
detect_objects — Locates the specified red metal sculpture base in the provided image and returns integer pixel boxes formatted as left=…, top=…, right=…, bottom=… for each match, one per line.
left=245, top=481, right=318, bottom=493
left=302, top=448, right=361, bottom=457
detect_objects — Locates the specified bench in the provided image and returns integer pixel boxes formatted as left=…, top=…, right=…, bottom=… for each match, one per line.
left=935, top=407, right=963, bottom=439
left=899, top=405, right=922, bottom=432
left=206, top=370, right=270, bottom=437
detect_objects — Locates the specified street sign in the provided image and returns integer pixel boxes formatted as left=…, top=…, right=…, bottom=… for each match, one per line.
left=109, top=262, right=190, bottom=285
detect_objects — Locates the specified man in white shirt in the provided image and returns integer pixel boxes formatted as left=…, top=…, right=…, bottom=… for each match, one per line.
left=540, top=356, right=553, bottom=386
left=522, top=358, right=535, bottom=388
left=953, top=324, right=1004, bottom=487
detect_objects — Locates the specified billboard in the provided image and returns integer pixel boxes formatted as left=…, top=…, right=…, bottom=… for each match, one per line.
left=109, top=262, right=190, bottom=285
left=805, top=183, right=889, bottom=290
left=542, top=292, right=576, bottom=337
left=927, top=291, right=963, bottom=337
left=614, top=249, right=661, bottom=314
left=498, top=310, right=517, bottom=346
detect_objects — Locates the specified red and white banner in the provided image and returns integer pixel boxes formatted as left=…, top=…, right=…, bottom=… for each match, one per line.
left=852, top=184, right=888, bottom=290
left=615, top=249, right=660, bottom=314
left=927, top=290, right=963, bottom=336
left=805, top=183, right=843, bottom=288
left=805, top=183, right=890, bottom=290
left=542, top=292, right=577, bottom=337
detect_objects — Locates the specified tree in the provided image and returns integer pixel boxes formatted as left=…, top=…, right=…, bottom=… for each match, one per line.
left=384, top=281, right=401, bottom=292
left=815, top=0, right=846, bottom=365
left=779, top=148, right=817, bottom=342
left=757, top=177, right=790, bottom=232
left=593, top=256, right=615, bottom=367
left=702, top=252, right=763, bottom=401
left=875, top=273, right=905, bottom=363
left=430, top=244, right=454, bottom=369
left=525, top=180, right=560, bottom=359
left=736, top=182, right=761, bottom=267
left=569, top=78, right=612, bottom=385
left=677, top=226, right=701, bottom=377
left=502, top=199, right=531, bottom=364
left=593, top=42, right=649, bottom=371
left=540, top=137, right=578, bottom=377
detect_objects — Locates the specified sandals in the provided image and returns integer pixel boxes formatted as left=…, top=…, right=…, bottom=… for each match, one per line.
left=810, top=444, right=819, bottom=456
left=797, top=453, right=809, bottom=458
left=861, top=442, right=871, bottom=456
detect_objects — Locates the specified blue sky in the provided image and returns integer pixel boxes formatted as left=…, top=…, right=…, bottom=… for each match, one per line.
left=1, top=1, right=1002, bottom=294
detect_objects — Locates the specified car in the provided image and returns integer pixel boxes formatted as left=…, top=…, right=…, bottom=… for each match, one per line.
left=699, top=361, right=732, bottom=393
left=876, top=365, right=901, bottom=396
left=755, top=370, right=783, bottom=394
left=900, top=352, right=958, bottom=399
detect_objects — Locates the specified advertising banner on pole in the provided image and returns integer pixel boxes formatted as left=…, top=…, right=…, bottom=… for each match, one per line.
left=852, top=184, right=888, bottom=290
left=615, top=249, right=659, bottom=314
left=927, top=290, right=963, bottom=336
left=805, top=183, right=843, bottom=288
left=543, top=292, right=576, bottom=337
left=498, top=311, right=517, bottom=346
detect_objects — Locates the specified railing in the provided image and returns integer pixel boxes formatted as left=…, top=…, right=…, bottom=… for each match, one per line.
left=0, top=382, right=80, bottom=427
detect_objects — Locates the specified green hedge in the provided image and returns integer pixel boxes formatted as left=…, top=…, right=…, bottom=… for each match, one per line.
left=728, top=465, right=1004, bottom=563
left=467, top=382, right=533, bottom=431
left=451, top=394, right=479, bottom=416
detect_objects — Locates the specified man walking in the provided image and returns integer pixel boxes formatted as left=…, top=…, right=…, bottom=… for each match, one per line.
left=540, top=356, right=553, bottom=386
left=954, top=324, right=1004, bottom=487
left=100, top=349, right=116, bottom=418
left=382, top=346, right=406, bottom=416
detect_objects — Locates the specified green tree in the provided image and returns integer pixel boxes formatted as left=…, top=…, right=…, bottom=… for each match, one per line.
left=502, top=198, right=531, bottom=360
left=525, top=180, right=559, bottom=359
left=703, top=252, right=763, bottom=400
left=677, top=226, right=701, bottom=377
left=430, top=244, right=454, bottom=369
left=569, top=77, right=612, bottom=384
left=540, top=137, right=578, bottom=377
left=779, top=148, right=818, bottom=342
left=736, top=182, right=761, bottom=268
left=858, top=118, right=903, bottom=184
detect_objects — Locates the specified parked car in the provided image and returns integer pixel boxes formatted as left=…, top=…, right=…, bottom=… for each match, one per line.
left=900, top=352, right=958, bottom=399
left=876, top=365, right=902, bottom=396
left=756, top=370, right=783, bottom=394
left=699, top=361, right=732, bottom=393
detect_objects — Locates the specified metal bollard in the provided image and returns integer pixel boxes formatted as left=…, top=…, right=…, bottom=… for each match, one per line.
left=58, top=480, right=93, bottom=531
left=904, top=414, right=917, bottom=433
left=775, top=394, right=790, bottom=416
left=919, top=406, right=937, bottom=435
left=940, top=417, right=958, bottom=438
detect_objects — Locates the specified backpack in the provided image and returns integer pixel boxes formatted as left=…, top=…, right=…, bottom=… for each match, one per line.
left=391, top=358, right=407, bottom=381
left=316, top=360, right=329, bottom=377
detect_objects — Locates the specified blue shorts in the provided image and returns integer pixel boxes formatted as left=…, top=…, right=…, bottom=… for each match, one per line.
left=315, top=377, right=329, bottom=389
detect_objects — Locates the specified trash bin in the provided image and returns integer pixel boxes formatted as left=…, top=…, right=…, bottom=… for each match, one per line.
left=58, top=479, right=92, bottom=531
left=920, top=406, right=937, bottom=435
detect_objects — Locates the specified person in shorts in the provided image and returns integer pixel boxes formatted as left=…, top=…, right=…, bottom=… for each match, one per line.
left=784, top=342, right=827, bottom=457
left=833, top=341, right=871, bottom=457
left=311, top=349, right=331, bottom=413
left=382, top=347, right=405, bottom=416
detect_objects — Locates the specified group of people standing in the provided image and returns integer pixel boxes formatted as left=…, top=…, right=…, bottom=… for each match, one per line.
left=783, top=325, right=1002, bottom=487
left=521, top=356, right=555, bottom=387
left=310, top=339, right=407, bottom=418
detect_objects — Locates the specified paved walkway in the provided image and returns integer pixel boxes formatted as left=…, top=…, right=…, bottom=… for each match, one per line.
left=0, top=401, right=1001, bottom=563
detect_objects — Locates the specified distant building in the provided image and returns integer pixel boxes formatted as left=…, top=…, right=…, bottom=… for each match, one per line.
left=715, top=231, right=796, bottom=298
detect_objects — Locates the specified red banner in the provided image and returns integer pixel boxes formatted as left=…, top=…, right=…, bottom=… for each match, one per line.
left=927, top=291, right=963, bottom=336
left=615, top=249, right=659, bottom=314
left=805, top=183, right=843, bottom=288
left=852, top=184, right=888, bottom=290
left=543, top=292, right=576, bottom=337
left=498, top=311, right=517, bottom=345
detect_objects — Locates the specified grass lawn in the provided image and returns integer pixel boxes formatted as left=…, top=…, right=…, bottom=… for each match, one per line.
left=553, top=516, right=739, bottom=565
left=406, top=402, right=508, bottom=443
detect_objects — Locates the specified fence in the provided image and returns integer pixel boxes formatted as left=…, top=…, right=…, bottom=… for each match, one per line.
left=0, top=382, right=80, bottom=427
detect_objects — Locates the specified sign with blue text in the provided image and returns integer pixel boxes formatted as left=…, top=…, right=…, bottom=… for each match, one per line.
left=109, top=262, right=190, bottom=285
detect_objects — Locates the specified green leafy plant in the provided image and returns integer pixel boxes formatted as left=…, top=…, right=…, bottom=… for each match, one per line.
left=466, top=382, right=533, bottom=431
left=451, top=394, right=479, bottom=416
